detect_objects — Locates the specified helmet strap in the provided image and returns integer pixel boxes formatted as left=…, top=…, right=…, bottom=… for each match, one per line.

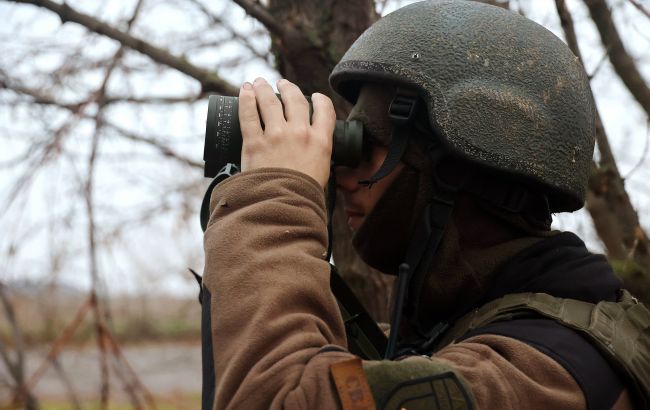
left=358, top=88, right=418, bottom=187
left=384, top=148, right=460, bottom=359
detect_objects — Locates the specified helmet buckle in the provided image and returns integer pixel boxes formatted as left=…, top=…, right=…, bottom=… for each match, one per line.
left=388, top=89, right=418, bottom=125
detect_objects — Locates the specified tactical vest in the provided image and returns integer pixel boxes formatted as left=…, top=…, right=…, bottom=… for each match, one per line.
left=431, top=290, right=650, bottom=408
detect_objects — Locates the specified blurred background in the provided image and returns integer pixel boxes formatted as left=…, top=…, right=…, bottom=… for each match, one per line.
left=1, top=0, right=649, bottom=408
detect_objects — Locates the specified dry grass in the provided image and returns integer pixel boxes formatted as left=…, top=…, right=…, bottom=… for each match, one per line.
left=1, top=285, right=201, bottom=346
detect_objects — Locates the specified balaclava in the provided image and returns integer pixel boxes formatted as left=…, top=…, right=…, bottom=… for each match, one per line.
left=347, top=83, right=556, bottom=333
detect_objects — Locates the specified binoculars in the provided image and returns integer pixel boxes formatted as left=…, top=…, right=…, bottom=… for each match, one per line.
left=203, top=95, right=364, bottom=178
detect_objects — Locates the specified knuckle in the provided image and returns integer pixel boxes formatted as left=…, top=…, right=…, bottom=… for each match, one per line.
left=293, top=125, right=308, bottom=137
left=266, top=96, right=282, bottom=108
left=266, top=126, right=284, bottom=139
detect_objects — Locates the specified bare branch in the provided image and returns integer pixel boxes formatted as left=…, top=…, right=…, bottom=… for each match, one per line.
left=624, top=118, right=650, bottom=178
left=588, top=50, right=610, bottom=79
left=1, top=74, right=201, bottom=107
left=629, top=0, right=650, bottom=20
left=556, top=0, right=650, bottom=272
left=187, top=0, right=271, bottom=63
left=103, top=94, right=203, bottom=105
left=555, top=0, right=580, bottom=57
left=51, top=358, right=82, bottom=410
left=0, top=73, right=80, bottom=111
left=26, top=298, right=92, bottom=392
left=584, top=0, right=650, bottom=117
left=555, top=0, right=619, bottom=169
left=232, top=0, right=286, bottom=38
left=8, top=0, right=239, bottom=95
left=107, top=122, right=203, bottom=169
left=0, top=283, right=39, bottom=409
left=1, top=74, right=202, bottom=169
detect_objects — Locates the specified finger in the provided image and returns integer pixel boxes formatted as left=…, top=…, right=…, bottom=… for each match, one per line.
left=311, top=92, right=336, bottom=146
left=252, top=77, right=285, bottom=131
left=277, top=79, right=309, bottom=126
left=239, top=82, right=263, bottom=140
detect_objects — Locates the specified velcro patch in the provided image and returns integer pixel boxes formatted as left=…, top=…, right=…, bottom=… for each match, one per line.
left=331, top=358, right=377, bottom=410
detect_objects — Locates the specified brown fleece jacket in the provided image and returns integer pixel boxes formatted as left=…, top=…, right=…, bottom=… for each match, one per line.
left=203, top=169, right=622, bottom=410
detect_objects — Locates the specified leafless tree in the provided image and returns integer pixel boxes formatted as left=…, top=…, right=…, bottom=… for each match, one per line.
left=0, top=0, right=649, bottom=405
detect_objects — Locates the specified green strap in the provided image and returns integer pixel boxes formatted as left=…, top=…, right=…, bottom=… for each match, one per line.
left=435, top=291, right=650, bottom=408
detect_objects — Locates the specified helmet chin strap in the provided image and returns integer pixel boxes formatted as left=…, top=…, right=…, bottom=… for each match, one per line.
left=347, top=87, right=447, bottom=359
left=358, top=88, right=418, bottom=187
left=384, top=147, right=460, bottom=359
left=353, top=87, right=461, bottom=359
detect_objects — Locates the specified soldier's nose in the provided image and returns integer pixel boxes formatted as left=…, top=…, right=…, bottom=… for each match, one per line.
left=335, top=165, right=362, bottom=192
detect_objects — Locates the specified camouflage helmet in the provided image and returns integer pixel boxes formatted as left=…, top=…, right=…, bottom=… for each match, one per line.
left=330, top=0, right=596, bottom=212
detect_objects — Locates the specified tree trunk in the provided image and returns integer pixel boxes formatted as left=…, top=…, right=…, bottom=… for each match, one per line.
left=556, top=0, right=650, bottom=304
left=264, top=0, right=393, bottom=322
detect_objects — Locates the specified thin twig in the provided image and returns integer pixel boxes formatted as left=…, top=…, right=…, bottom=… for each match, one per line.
left=101, top=317, right=157, bottom=409
left=8, top=0, right=238, bottom=95
left=624, top=118, right=650, bottom=178
left=629, top=0, right=650, bottom=20
left=51, top=358, right=82, bottom=410
left=588, top=49, right=610, bottom=79
left=555, top=0, right=620, bottom=171
left=231, top=0, right=285, bottom=38
left=186, top=0, right=271, bottom=62
left=82, top=2, right=148, bottom=405
left=103, top=94, right=203, bottom=106
left=0, top=283, right=39, bottom=409
left=107, top=123, right=203, bottom=169
left=583, top=0, right=650, bottom=117
left=2, top=76, right=202, bottom=169
left=25, top=298, right=92, bottom=391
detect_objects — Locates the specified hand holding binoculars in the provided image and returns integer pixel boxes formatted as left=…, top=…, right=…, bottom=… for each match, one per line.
left=203, top=95, right=364, bottom=178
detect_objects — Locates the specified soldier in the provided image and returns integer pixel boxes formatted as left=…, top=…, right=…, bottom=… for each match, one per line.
left=201, top=1, right=649, bottom=409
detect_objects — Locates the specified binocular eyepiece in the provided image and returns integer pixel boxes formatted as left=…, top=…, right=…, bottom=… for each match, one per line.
left=203, top=95, right=364, bottom=178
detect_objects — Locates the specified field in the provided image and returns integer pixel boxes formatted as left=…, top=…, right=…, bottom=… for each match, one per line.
left=0, top=285, right=202, bottom=409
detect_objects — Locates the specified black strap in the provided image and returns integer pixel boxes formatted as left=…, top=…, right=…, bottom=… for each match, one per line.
left=358, top=129, right=408, bottom=187
left=326, top=164, right=337, bottom=261
left=200, top=163, right=240, bottom=232
left=358, top=89, right=418, bottom=187
left=200, top=286, right=216, bottom=410
left=385, top=194, right=455, bottom=359
left=330, top=265, right=388, bottom=360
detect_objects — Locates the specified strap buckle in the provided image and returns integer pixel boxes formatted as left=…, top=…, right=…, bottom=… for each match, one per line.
left=389, top=89, right=418, bottom=125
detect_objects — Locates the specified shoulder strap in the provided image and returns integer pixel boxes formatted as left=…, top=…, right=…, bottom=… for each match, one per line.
left=435, top=291, right=650, bottom=408
left=330, top=265, right=388, bottom=361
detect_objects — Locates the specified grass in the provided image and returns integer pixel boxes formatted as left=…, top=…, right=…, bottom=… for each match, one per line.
left=0, top=290, right=201, bottom=346
left=39, top=393, right=202, bottom=410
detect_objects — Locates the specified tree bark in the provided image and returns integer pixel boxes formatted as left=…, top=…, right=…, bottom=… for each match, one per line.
left=556, top=0, right=650, bottom=303
left=242, top=0, right=395, bottom=322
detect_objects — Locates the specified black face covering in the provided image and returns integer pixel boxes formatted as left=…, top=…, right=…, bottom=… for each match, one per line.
left=346, top=83, right=433, bottom=275
left=352, top=164, right=425, bottom=275
left=347, top=83, right=396, bottom=147
left=348, top=83, right=554, bottom=330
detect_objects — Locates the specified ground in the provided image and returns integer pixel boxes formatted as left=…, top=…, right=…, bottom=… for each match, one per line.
left=1, top=341, right=202, bottom=409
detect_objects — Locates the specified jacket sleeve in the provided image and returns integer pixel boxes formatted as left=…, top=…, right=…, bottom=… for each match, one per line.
left=203, top=168, right=354, bottom=410
left=202, top=168, right=600, bottom=410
